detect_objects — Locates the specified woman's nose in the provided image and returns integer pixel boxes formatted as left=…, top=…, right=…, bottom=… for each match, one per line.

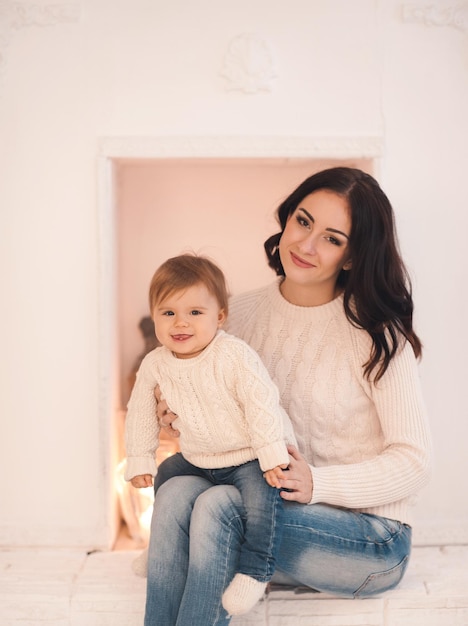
left=298, top=234, right=317, bottom=255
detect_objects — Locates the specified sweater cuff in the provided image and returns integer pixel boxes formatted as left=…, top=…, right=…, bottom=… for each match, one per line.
left=308, top=464, right=343, bottom=505
left=256, top=441, right=290, bottom=472
left=124, top=456, right=158, bottom=481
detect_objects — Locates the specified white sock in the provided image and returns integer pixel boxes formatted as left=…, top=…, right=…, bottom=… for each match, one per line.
left=222, top=573, right=267, bottom=616
left=131, top=548, right=148, bottom=578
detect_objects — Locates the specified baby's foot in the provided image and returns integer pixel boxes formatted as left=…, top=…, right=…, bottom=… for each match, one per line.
left=131, top=548, right=148, bottom=577
left=222, top=573, right=267, bottom=615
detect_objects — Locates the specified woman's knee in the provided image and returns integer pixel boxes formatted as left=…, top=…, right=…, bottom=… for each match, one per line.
left=152, top=475, right=211, bottom=527
left=191, top=485, right=245, bottom=536
left=189, top=485, right=245, bottom=566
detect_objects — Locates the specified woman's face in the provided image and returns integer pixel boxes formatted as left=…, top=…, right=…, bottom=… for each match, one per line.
left=279, top=189, right=352, bottom=304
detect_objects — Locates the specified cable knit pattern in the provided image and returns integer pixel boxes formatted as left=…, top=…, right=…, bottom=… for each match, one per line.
left=124, top=330, right=297, bottom=481
left=225, top=280, right=432, bottom=526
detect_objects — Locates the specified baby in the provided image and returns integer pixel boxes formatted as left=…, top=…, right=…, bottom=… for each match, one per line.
left=124, top=253, right=296, bottom=616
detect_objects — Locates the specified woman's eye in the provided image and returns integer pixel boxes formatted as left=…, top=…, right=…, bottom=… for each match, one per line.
left=295, top=215, right=310, bottom=228
left=325, top=236, right=341, bottom=246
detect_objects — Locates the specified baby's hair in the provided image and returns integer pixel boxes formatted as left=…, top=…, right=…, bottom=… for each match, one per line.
left=149, top=254, right=229, bottom=315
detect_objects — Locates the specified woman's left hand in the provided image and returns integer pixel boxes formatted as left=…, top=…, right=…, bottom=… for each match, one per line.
left=279, top=445, right=313, bottom=504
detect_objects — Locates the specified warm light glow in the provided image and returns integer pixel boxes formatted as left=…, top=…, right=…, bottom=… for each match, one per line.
left=115, top=436, right=180, bottom=543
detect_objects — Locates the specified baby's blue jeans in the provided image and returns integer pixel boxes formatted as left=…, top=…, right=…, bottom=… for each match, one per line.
left=153, top=453, right=283, bottom=583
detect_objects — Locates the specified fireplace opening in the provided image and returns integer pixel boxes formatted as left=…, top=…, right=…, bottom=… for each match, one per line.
left=97, top=144, right=378, bottom=550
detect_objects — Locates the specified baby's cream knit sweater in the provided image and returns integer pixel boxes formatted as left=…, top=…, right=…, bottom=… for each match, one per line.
left=124, top=330, right=297, bottom=482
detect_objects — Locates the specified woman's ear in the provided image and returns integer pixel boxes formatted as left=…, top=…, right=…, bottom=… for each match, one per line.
left=342, top=259, right=352, bottom=271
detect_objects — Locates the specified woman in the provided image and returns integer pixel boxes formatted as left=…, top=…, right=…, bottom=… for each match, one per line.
left=143, top=167, right=432, bottom=625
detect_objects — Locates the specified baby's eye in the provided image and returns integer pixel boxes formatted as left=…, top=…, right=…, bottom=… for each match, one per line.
left=162, top=311, right=175, bottom=316
left=190, top=310, right=202, bottom=316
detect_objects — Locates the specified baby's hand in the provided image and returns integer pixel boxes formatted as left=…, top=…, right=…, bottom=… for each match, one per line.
left=131, top=474, right=153, bottom=489
left=263, top=464, right=288, bottom=489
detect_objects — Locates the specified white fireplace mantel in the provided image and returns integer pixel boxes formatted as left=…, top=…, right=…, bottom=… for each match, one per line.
left=98, top=135, right=384, bottom=161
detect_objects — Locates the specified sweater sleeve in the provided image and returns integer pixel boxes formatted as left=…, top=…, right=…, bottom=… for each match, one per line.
left=124, top=352, right=160, bottom=481
left=310, top=341, right=432, bottom=509
left=230, top=340, right=295, bottom=471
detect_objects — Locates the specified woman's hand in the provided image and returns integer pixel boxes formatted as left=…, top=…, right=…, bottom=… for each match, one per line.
left=154, top=385, right=180, bottom=438
left=278, top=445, right=313, bottom=504
left=131, top=474, right=153, bottom=488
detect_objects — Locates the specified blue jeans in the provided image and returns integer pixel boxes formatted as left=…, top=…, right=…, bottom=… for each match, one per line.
left=153, top=453, right=283, bottom=581
left=144, top=477, right=412, bottom=626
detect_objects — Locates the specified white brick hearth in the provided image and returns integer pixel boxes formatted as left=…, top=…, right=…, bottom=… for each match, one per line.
left=1, top=545, right=468, bottom=625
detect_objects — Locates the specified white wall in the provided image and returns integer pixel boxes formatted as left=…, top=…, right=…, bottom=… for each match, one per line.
left=0, top=0, right=466, bottom=548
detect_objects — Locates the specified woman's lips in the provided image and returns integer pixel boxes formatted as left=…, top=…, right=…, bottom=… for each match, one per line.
left=290, top=251, right=315, bottom=268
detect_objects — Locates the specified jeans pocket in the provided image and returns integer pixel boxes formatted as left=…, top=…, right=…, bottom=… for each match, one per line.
left=353, top=553, right=410, bottom=597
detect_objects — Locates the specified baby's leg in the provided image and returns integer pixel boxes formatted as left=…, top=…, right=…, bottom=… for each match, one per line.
left=221, top=460, right=284, bottom=615
left=153, top=452, right=208, bottom=494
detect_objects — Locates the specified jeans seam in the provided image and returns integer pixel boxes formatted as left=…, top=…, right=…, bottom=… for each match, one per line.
left=214, top=513, right=242, bottom=623
left=282, top=515, right=407, bottom=548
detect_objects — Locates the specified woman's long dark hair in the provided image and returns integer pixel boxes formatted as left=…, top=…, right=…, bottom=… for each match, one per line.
left=264, top=167, right=422, bottom=381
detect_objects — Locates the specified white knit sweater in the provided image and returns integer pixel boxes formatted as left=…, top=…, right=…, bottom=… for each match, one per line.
left=225, top=280, right=432, bottom=526
left=124, top=330, right=297, bottom=481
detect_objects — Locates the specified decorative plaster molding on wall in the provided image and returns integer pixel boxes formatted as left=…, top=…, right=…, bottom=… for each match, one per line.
left=220, top=33, right=276, bottom=94
left=99, top=135, right=383, bottom=160
left=402, top=3, right=468, bottom=32
left=0, top=1, right=80, bottom=74
left=10, top=1, right=80, bottom=28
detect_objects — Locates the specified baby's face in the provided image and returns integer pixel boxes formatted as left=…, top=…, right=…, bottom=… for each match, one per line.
left=152, top=283, right=226, bottom=359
